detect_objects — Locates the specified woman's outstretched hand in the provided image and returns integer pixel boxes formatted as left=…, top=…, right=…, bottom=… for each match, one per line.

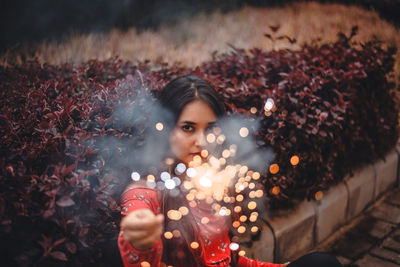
left=120, top=208, right=164, bottom=251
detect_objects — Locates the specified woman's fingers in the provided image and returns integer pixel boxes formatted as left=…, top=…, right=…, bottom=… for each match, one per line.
left=120, top=209, right=164, bottom=250
left=121, top=209, right=164, bottom=231
left=131, top=225, right=164, bottom=250
left=123, top=215, right=164, bottom=240
left=123, top=228, right=150, bottom=241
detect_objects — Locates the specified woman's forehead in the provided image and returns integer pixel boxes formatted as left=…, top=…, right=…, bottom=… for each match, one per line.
left=177, top=100, right=217, bottom=124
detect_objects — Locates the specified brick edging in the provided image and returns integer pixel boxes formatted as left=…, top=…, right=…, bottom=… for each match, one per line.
left=242, top=147, right=400, bottom=263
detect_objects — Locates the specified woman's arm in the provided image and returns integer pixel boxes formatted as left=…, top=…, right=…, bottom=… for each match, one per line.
left=118, top=187, right=164, bottom=267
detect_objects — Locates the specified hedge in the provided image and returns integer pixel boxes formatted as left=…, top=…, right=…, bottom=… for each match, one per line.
left=0, top=30, right=398, bottom=266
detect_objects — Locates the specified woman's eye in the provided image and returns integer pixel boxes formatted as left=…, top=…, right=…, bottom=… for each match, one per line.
left=181, top=125, right=194, bottom=132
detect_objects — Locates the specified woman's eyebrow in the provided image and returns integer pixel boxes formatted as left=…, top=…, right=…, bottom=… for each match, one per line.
left=180, top=121, right=196, bottom=125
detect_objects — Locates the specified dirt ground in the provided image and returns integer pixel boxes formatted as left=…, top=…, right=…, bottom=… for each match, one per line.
left=1, top=2, right=399, bottom=86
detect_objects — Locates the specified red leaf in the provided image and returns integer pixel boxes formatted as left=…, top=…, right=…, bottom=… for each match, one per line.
left=39, top=121, right=50, bottom=129
left=43, top=208, right=55, bottom=218
left=66, top=242, right=77, bottom=254
left=50, top=251, right=68, bottom=261
left=61, top=162, right=77, bottom=178
left=53, top=237, right=66, bottom=247
left=56, top=196, right=75, bottom=207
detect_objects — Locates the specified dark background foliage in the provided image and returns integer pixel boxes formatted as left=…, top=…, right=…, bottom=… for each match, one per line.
left=0, top=32, right=398, bottom=265
left=1, top=0, right=400, bottom=52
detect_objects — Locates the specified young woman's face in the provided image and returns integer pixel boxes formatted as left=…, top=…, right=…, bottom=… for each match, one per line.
left=170, top=100, right=217, bottom=166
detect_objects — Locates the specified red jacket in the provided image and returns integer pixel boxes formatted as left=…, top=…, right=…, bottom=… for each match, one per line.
left=118, top=187, right=282, bottom=267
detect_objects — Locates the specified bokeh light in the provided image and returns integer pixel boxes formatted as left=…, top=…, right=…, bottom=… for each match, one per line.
left=264, top=98, right=274, bottom=111
left=165, top=179, right=176, bottom=189
left=186, top=168, right=197, bottom=178
left=206, top=133, right=216, bottom=143
left=201, top=149, right=209, bottom=158
left=247, top=201, right=257, bottom=210
left=249, top=214, right=258, bottom=222
left=234, top=206, right=242, bottom=213
left=160, top=171, right=171, bottom=181
left=201, top=217, right=209, bottom=224
left=165, top=157, right=174, bottom=165
left=178, top=206, right=189, bottom=216
left=254, top=190, right=263, bottom=198
left=222, top=149, right=231, bottom=158
left=252, top=172, right=260, bottom=180
left=264, top=110, right=272, bottom=117
left=315, top=191, right=324, bottom=200
left=186, top=193, right=195, bottom=201
left=251, top=226, right=259, bottom=233
left=216, top=135, right=226, bottom=145
left=190, top=242, right=199, bottom=249
left=199, top=176, right=212, bottom=188
left=164, top=231, right=173, bottom=239
left=271, top=186, right=280, bottom=195
left=290, top=155, right=300, bottom=166
left=236, top=194, right=244, bottom=202
left=229, top=242, right=239, bottom=251
left=237, top=226, right=246, bottom=234
left=175, top=163, right=186, bottom=175
left=269, top=163, right=279, bottom=174
left=239, top=127, right=249, bottom=138
left=167, top=210, right=182, bottom=221
left=219, top=208, right=227, bottom=216
left=155, top=122, right=164, bottom=131
left=147, top=175, right=155, bottom=182
left=131, top=172, right=140, bottom=181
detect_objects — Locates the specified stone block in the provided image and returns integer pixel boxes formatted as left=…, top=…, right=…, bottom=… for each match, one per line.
left=374, top=149, right=398, bottom=198
left=266, top=200, right=315, bottom=262
left=368, top=202, right=400, bottom=224
left=314, top=182, right=348, bottom=243
left=344, top=165, right=375, bottom=220
left=382, top=236, right=400, bottom=253
left=354, top=254, right=399, bottom=267
left=385, top=188, right=400, bottom=206
left=370, top=247, right=400, bottom=265
left=367, top=220, right=395, bottom=239
left=330, top=231, right=376, bottom=260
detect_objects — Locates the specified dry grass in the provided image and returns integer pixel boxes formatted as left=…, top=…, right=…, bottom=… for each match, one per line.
left=1, top=1, right=399, bottom=83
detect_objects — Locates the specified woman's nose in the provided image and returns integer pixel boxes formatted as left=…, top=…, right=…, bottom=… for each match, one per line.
left=194, top=131, right=206, bottom=148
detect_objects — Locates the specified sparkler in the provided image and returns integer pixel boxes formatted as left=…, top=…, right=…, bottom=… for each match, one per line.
left=128, top=98, right=310, bottom=262
left=130, top=124, right=268, bottom=256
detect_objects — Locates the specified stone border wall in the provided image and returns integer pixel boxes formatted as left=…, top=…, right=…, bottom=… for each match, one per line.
left=243, top=146, right=400, bottom=263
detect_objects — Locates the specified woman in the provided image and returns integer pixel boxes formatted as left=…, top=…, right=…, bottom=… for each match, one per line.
left=118, top=75, right=342, bottom=267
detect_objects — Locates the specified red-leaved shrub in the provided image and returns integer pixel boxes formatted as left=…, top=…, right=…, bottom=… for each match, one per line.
left=0, top=31, right=397, bottom=266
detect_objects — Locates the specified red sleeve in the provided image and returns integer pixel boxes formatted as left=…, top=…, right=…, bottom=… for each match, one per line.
left=118, top=187, right=163, bottom=267
left=237, top=256, right=283, bottom=267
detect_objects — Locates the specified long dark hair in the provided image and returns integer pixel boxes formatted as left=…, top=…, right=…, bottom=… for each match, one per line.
left=158, top=75, right=225, bottom=266
left=159, top=75, right=225, bottom=121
